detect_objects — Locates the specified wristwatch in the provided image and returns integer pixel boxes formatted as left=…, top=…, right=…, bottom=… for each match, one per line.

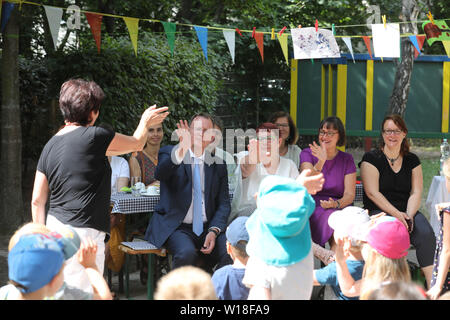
left=208, top=227, right=220, bottom=237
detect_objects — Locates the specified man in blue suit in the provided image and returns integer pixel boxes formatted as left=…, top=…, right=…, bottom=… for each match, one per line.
left=144, top=113, right=232, bottom=270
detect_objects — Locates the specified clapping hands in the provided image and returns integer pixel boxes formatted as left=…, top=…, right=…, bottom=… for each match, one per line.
left=309, top=141, right=327, bottom=162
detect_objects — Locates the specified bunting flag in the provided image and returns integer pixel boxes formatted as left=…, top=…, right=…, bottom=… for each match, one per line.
left=1, top=2, right=15, bottom=33
left=162, top=21, right=176, bottom=56
left=85, top=13, right=103, bottom=53
left=409, top=35, right=421, bottom=54
left=4, top=2, right=450, bottom=61
left=443, top=41, right=450, bottom=57
left=277, top=33, right=289, bottom=65
left=222, top=29, right=235, bottom=64
left=194, top=26, right=208, bottom=62
left=44, top=5, right=63, bottom=50
left=363, top=36, right=373, bottom=59
left=123, top=17, right=139, bottom=56
left=414, top=35, right=426, bottom=58
left=254, top=32, right=264, bottom=62
left=342, top=37, right=355, bottom=63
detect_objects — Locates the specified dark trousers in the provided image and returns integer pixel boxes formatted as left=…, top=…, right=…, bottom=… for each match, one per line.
left=164, top=223, right=232, bottom=272
left=369, top=210, right=436, bottom=267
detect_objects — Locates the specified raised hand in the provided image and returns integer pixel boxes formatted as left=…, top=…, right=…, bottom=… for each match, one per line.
left=309, top=141, right=327, bottom=162
left=247, top=138, right=260, bottom=165
left=77, top=237, right=98, bottom=270
left=176, top=120, right=191, bottom=150
left=296, top=168, right=324, bottom=195
left=141, top=105, right=169, bottom=129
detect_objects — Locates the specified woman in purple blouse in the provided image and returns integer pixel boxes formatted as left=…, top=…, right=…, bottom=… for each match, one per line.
left=300, top=116, right=356, bottom=250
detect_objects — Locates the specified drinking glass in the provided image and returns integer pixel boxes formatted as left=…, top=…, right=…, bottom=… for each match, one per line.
left=131, top=176, right=141, bottom=197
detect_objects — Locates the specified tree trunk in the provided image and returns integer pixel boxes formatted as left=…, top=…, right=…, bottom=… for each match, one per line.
left=387, top=0, right=420, bottom=117
left=98, top=0, right=115, bottom=35
left=1, top=7, right=24, bottom=233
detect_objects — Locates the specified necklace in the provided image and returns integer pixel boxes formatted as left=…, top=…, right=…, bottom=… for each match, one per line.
left=383, top=150, right=400, bottom=166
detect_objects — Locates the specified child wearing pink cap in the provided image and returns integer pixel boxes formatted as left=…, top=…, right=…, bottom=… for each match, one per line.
left=335, top=215, right=412, bottom=300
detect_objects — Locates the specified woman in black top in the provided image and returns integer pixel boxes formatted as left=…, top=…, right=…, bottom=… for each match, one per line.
left=359, top=114, right=436, bottom=288
left=31, top=79, right=169, bottom=290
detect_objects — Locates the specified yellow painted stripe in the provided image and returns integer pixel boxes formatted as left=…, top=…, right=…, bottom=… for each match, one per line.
left=290, top=59, right=298, bottom=126
left=336, top=64, right=347, bottom=125
left=328, top=64, right=333, bottom=117
left=365, top=60, right=374, bottom=131
left=442, top=61, right=450, bottom=133
left=336, top=64, right=348, bottom=151
left=321, top=65, right=326, bottom=120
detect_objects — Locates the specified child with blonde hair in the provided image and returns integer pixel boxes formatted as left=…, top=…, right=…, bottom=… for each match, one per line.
left=313, top=206, right=368, bottom=300
left=154, top=266, right=216, bottom=300
left=335, top=215, right=411, bottom=300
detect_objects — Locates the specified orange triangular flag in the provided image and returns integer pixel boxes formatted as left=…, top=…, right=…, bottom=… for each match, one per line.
left=414, top=35, right=426, bottom=58
left=363, top=36, right=373, bottom=59
left=254, top=32, right=264, bottom=63
left=85, top=13, right=103, bottom=53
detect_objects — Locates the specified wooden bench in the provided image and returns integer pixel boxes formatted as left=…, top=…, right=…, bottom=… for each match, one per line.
left=118, top=241, right=167, bottom=299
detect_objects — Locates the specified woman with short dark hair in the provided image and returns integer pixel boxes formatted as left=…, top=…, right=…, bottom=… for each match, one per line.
left=31, top=78, right=169, bottom=292
left=300, top=116, right=356, bottom=251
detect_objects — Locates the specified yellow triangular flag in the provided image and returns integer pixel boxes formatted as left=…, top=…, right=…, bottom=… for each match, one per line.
left=443, top=41, right=450, bottom=58
left=277, top=33, right=289, bottom=66
left=123, top=17, right=139, bottom=56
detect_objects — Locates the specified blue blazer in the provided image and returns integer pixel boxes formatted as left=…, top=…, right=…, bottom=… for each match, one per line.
left=144, top=145, right=231, bottom=248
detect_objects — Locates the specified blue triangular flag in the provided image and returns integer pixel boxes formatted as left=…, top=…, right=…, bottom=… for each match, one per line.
left=408, top=35, right=421, bottom=54
left=194, top=26, right=208, bottom=62
left=1, top=2, right=16, bottom=33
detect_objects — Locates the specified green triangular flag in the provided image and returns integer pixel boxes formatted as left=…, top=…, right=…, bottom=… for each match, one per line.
left=162, top=21, right=176, bottom=56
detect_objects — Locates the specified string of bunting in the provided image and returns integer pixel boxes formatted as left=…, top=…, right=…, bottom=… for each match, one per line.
left=1, top=0, right=449, bottom=64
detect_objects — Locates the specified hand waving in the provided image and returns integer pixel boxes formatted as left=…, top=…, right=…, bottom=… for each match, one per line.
left=141, top=105, right=169, bottom=129
left=296, top=169, right=324, bottom=195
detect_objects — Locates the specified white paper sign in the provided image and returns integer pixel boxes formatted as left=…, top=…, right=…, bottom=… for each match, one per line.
left=371, top=23, right=400, bottom=58
left=291, top=27, right=340, bottom=59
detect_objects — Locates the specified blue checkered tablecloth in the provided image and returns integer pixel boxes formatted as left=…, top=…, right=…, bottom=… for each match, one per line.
left=111, top=192, right=234, bottom=215
left=110, top=192, right=160, bottom=215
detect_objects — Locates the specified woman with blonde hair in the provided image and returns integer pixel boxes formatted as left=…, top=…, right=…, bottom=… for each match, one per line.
left=335, top=215, right=411, bottom=300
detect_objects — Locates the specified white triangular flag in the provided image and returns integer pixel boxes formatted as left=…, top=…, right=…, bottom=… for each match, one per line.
left=222, top=29, right=235, bottom=64
left=342, top=37, right=355, bottom=63
left=44, top=5, right=63, bottom=50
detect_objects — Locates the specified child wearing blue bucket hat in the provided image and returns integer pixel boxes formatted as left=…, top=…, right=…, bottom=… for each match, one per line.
left=0, top=223, right=112, bottom=300
left=242, top=175, right=316, bottom=300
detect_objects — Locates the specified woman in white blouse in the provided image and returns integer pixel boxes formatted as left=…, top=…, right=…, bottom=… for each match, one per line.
left=228, top=123, right=299, bottom=223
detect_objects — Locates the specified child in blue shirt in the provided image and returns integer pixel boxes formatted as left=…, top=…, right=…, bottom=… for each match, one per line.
left=313, top=207, right=368, bottom=300
left=212, top=216, right=250, bottom=300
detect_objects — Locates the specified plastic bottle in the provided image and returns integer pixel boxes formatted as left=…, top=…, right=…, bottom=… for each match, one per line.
left=440, top=138, right=450, bottom=175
